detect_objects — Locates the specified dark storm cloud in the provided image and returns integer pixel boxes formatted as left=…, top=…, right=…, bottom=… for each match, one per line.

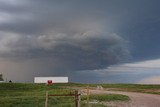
left=0, top=31, right=129, bottom=71
left=0, top=0, right=130, bottom=71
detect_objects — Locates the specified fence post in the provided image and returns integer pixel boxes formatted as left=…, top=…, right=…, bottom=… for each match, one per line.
left=78, top=91, right=81, bottom=107
left=87, top=86, right=90, bottom=107
left=45, top=91, right=48, bottom=107
left=75, top=90, right=80, bottom=107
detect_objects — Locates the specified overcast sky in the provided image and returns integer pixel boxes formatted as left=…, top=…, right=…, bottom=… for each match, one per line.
left=0, top=0, right=160, bottom=84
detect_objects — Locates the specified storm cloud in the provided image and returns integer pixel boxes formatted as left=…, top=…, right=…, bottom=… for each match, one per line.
left=1, top=0, right=160, bottom=83
left=0, top=31, right=129, bottom=71
left=0, top=0, right=132, bottom=82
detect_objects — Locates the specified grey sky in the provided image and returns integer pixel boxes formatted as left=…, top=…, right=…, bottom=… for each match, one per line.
left=0, top=0, right=160, bottom=83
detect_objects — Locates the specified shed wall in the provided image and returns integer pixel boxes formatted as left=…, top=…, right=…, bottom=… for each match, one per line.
left=34, top=77, right=68, bottom=83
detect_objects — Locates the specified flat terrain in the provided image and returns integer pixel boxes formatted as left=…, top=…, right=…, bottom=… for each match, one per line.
left=89, top=89, right=160, bottom=107
left=0, top=83, right=128, bottom=107
left=0, top=83, right=160, bottom=107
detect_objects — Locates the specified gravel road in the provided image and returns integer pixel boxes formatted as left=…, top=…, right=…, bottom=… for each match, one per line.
left=88, top=89, right=160, bottom=107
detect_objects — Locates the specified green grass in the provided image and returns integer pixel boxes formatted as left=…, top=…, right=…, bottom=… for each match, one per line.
left=81, top=103, right=106, bottom=107
left=0, top=83, right=75, bottom=107
left=0, top=83, right=110, bottom=107
left=82, top=94, right=129, bottom=102
left=0, top=83, right=159, bottom=107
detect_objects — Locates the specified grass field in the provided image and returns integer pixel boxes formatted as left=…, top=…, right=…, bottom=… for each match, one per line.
left=0, top=83, right=159, bottom=107
left=82, top=94, right=129, bottom=102
left=0, top=83, right=130, bottom=107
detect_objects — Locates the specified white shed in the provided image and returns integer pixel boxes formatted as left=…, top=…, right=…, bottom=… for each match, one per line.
left=34, top=77, right=68, bottom=83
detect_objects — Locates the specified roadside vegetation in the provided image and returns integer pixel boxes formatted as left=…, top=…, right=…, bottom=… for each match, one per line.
left=82, top=94, right=129, bottom=102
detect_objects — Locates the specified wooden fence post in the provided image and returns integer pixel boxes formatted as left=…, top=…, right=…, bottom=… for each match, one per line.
left=47, top=90, right=81, bottom=107
left=87, top=86, right=90, bottom=107
left=45, top=91, right=48, bottom=107
left=75, top=90, right=80, bottom=107
left=78, top=91, right=81, bottom=107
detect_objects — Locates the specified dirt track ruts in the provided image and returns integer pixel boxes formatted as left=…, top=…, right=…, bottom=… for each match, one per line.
left=88, top=90, right=160, bottom=107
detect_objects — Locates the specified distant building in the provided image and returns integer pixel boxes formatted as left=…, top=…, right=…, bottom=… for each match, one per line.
left=34, top=77, right=68, bottom=84
left=0, top=74, right=4, bottom=83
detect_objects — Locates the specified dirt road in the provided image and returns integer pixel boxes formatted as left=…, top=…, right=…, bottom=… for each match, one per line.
left=88, top=90, right=160, bottom=107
